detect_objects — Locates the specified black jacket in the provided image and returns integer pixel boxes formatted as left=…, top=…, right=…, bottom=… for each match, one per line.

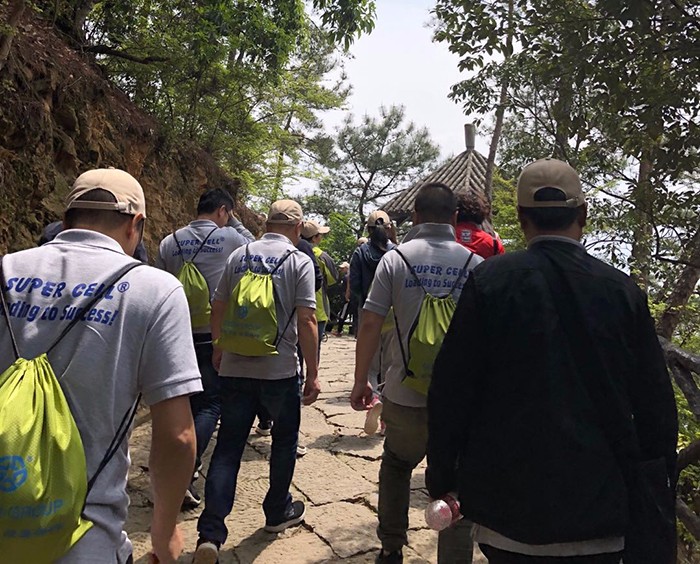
left=427, top=238, right=677, bottom=545
left=349, top=241, right=395, bottom=304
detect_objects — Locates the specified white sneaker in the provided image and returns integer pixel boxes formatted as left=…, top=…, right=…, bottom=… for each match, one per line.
left=296, top=444, right=308, bottom=457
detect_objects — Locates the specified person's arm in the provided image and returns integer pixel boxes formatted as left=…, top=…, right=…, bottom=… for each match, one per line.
left=154, top=240, right=167, bottom=270
left=426, top=274, right=484, bottom=500
left=149, top=396, right=195, bottom=563
left=350, top=310, right=384, bottom=410
left=227, top=212, right=255, bottom=242
left=349, top=249, right=362, bottom=299
left=630, top=289, right=678, bottom=482
left=210, top=298, right=226, bottom=371
left=297, top=306, right=320, bottom=405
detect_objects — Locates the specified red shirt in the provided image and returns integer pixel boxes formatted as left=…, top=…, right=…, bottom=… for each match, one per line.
left=455, top=222, right=505, bottom=259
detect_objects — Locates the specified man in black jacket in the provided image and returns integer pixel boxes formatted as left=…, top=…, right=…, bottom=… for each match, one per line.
left=427, top=158, right=678, bottom=563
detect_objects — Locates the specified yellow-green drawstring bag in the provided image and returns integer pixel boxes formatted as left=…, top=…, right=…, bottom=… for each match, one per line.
left=394, top=249, right=474, bottom=396
left=217, top=246, right=296, bottom=356
left=173, top=228, right=218, bottom=327
left=0, top=260, right=141, bottom=563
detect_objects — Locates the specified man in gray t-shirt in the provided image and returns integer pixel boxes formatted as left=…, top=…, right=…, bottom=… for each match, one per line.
left=156, top=188, right=253, bottom=505
left=194, top=200, right=320, bottom=564
left=0, top=169, right=201, bottom=564
left=350, top=183, right=482, bottom=564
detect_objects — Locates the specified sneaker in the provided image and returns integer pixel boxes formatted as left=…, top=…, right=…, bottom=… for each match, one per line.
left=255, top=420, right=272, bottom=436
left=182, top=482, right=202, bottom=509
left=376, top=549, right=403, bottom=563
left=264, top=500, right=306, bottom=533
left=364, top=398, right=383, bottom=435
left=296, top=444, right=308, bottom=457
left=193, top=539, right=220, bottom=564
left=193, top=461, right=203, bottom=480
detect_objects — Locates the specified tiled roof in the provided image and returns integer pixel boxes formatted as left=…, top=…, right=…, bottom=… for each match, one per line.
left=383, top=149, right=488, bottom=223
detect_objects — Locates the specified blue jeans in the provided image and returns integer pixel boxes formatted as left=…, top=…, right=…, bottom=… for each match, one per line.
left=191, top=337, right=221, bottom=467
left=197, top=376, right=301, bottom=544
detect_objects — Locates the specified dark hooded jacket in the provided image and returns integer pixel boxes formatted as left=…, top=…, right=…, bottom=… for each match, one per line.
left=349, top=240, right=396, bottom=305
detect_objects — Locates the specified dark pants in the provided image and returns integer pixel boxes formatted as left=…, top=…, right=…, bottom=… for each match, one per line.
left=480, top=545, right=622, bottom=564
left=197, top=376, right=301, bottom=544
left=379, top=400, right=473, bottom=562
left=191, top=336, right=221, bottom=468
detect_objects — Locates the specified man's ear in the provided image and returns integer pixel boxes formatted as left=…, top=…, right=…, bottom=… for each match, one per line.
left=577, top=203, right=588, bottom=228
left=450, top=210, right=458, bottom=228
left=516, top=206, right=528, bottom=231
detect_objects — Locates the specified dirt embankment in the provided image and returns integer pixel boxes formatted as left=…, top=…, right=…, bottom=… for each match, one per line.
left=0, top=9, right=261, bottom=257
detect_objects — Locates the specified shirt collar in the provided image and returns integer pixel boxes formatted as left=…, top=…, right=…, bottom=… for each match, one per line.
left=48, top=229, right=128, bottom=255
left=190, top=219, right=219, bottom=228
left=401, top=223, right=456, bottom=244
left=528, top=235, right=585, bottom=250
left=262, top=232, right=293, bottom=245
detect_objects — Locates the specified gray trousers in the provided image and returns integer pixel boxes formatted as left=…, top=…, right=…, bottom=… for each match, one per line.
left=378, top=399, right=473, bottom=562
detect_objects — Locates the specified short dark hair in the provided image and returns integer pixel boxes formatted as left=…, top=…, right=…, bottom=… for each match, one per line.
left=64, top=189, right=134, bottom=230
left=197, top=188, right=234, bottom=215
left=519, top=187, right=580, bottom=230
left=457, top=191, right=490, bottom=224
left=414, top=182, right=457, bottom=223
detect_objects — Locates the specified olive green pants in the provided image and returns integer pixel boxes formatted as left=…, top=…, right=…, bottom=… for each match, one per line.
left=378, top=399, right=473, bottom=562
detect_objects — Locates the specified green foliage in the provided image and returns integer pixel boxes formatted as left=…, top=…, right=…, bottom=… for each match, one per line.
left=311, top=105, right=440, bottom=234
left=490, top=171, right=526, bottom=251
left=318, top=211, right=357, bottom=265
left=42, top=1, right=376, bottom=197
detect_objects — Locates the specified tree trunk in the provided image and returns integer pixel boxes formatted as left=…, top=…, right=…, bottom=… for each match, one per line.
left=657, top=226, right=700, bottom=338
left=0, top=0, right=26, bottom=73
left=485, top=80, right=507, bottom=204
left=484, top=0, right=513, bottom=204
left=629, top=157, right=654, bottom=290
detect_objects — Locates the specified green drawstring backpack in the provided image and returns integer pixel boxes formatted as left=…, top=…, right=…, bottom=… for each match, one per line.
left=216, top=246, right=296, bottom=357
left=173, top=227, right=218, bottom=327
left=394, top=249, right=474, bottom=396
left=0, top=260, right=142, bottom=563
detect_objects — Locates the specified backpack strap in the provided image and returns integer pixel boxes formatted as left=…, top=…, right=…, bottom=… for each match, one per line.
left=86, top=391, right=141, bottom=495
left=394, top=249, right=426, bottom=295
left=173, top=227, right=218, bottom=264
left=0, top=257, right=20, bottom=360
left=0, top=257, right=143, bottom=357
left=493, top=236, right=499, bottom=257
left=447, top=251, right=475, bottom=298
left=271, top=250, right=297, bottom=346
left=270, top=249, right=296, bottom=275
left=46, top=262, right=143, bottom=354
left=191, top=227, right=218, bottom=262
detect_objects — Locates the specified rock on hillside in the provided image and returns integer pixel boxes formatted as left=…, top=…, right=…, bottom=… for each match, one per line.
left=0, top=9, right=261, bottom=256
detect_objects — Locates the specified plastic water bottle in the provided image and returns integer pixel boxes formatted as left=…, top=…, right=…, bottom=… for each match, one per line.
left=424, top=493, right=461, bottom=531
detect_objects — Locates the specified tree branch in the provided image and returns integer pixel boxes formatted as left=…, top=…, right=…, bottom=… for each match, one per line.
left=84, top=44, right=170, bottom=64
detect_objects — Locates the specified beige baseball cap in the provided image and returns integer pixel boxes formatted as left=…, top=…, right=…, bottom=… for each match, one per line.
left=267, top=199, right=303, bottom=224
left=367, top=210, right=391, bottom=227
left=302, top=219, right=330, bottom=239
left=517, top=158, right=585, bottom=208
left=66, top=168, right=147, bottom=217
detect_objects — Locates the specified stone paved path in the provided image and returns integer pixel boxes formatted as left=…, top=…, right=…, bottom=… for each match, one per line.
left=125, top=336, right=487, bottom=563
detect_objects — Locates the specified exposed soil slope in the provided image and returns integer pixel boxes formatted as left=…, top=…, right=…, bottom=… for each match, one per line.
left=0, top=9, right=261, bottom=256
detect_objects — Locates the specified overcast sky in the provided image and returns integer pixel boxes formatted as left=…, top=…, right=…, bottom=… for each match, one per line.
left=323, top=0, right=490, bottom=157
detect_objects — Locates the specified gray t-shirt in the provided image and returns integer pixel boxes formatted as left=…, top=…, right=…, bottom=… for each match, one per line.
left=155, top=218, right=254, bottom=333
left=214, top=233, right=316, bottom=380
left=363, top=223, right=483, bottom=408
left=0, top=230, right=202, bottom=564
